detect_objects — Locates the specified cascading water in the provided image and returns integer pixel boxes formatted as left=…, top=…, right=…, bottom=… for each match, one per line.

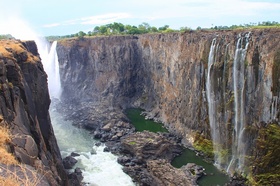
left=45, top=41, right=61, bottom=99
left=34, top=37, right=61, bottom=99
left=37, top=39, right=135, bottom=186
left=222, top=43, right=230, bottom=156
left=227, top=33, right=250, bottom=173
left=206, top=33, right=251, bottom=175
left=206, top=38, right=223, bottom=168
left=271, top=96, right=278, bottom=120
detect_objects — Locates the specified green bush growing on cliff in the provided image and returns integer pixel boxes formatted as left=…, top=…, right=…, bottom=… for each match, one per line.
left=193, top=132, right=214, bottom=158
left=249, top=123, right=280, bottom=185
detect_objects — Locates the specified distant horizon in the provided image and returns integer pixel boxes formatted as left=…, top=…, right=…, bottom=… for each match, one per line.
left=0, top=0, right=280, bottom=39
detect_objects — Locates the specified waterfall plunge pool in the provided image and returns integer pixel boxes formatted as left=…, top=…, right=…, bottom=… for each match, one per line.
left=50, top=105, right=135, bottom=186
left=126, top=108, right=230, bottom=186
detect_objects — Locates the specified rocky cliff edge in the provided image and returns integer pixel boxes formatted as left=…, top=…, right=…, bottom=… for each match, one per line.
left=0, top=39, right=68, bottom=185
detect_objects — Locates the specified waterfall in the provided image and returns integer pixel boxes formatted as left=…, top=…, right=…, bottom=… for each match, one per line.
left=43, top=41, right=61, bottom=99
left=33, top=38, right=61, bottom=99
left=227, top=33, right=250, bottom=173
left=206, top=38, right=223, bottom=168
left=206, top=34, right=251, bottom=174
left=222, top=43, right=230, bottom=165
left=271, top=96, right=278, bottom=121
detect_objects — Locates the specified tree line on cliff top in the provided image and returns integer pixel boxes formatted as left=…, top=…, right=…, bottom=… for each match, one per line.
left=44, top=21, right=279, bottom=41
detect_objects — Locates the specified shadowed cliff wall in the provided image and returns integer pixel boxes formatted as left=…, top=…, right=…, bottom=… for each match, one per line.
left=0, top=39, right=68, bottom=185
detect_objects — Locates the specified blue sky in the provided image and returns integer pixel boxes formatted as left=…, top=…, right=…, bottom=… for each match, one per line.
left=0, top=0, right=280, bottom=38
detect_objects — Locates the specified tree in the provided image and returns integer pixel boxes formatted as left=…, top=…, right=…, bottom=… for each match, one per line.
left=163, top=28, right=175, bottom=33
left=111, top=22, right=125, bottom=33
left=93, top=26, right=100, bottom=34
left=180, top=26, right=191, bottom=32
left=78, top=31, right=86, bottom=38
left=99, top=25, right=107, bottom=34
left=87, top=31, right=92, bottom=36
left=150, top=26, right=158, bottom=33
left=138, top=22, right=151, bottom=33
left=158, top=25, right=169, bottom=31
left=127, top=26, right=142, bottom=34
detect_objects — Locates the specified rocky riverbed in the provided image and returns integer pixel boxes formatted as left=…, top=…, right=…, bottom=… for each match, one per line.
left=53, top=100, right=211, bottom=185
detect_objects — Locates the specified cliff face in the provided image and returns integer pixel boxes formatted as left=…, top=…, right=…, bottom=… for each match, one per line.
left=0, top=39, right=68, bottom=185
left=57, top=29, right=280, bottom=178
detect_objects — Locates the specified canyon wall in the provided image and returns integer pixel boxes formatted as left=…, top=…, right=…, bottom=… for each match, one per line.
left=57, top=29, right=280, bottom=180
left=0, top=39, right=68, bottom=185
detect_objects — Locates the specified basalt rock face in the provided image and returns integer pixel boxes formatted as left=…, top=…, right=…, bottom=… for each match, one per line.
left=0, top=39, right=68, bottom=185
left=57, top=29, right=280, bottom=178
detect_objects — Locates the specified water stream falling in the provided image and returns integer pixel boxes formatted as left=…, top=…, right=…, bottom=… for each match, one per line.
left=227, top=33, right=250, bottom=173
left=206, top=38, right=223, bottom=168
left=45, top=41, right=61, bottom=99
left=206, top=33, right=251, bottom=174
left=271, top=96, right=278, bottom=120
left=37, top=39, right=135, bottom=186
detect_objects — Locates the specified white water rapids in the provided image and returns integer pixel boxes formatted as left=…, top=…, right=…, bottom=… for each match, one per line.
left=50, top=107, right=135, bottom=186
left=38, top=40, right=135, bottom=186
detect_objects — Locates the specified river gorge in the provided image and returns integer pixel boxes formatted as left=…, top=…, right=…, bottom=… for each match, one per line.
left=0, top=28, right=280, bottom=185
left=56, top=28, right=280, bottom=184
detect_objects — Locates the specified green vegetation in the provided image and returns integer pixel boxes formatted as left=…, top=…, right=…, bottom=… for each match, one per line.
left=249, top=123, right=280, bottom=185
left=0, top=34, right=14, bottom=40
left=46, top=21, right=280, bottom=41
left=128, top=141, right=136, bottom=145
left=193, top=132, right=214, bottom=158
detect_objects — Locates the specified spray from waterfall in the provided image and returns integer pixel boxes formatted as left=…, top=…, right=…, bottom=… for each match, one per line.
left=0, top=16, right=62, bottom=99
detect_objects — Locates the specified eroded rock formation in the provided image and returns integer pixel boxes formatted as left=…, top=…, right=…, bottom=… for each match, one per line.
left=0, top=39, right=68, bottom=185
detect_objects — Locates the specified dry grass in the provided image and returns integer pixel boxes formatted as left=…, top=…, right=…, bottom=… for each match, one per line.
left=0, top=164, right=44, bottom=186
left=0, top=118, right=45, bottom=185
left=0, top=40, right=39, bottom=63
left=0, top=176, right=22, bottom=186
left=0, top=125, right=18, bottom=165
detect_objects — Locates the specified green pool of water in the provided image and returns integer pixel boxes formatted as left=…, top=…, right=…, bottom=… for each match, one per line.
left=172, top=148, right=230, bottom=186
left=125, top=108, right=168, bottom=132
left=125, top=108, right=230, bottom=186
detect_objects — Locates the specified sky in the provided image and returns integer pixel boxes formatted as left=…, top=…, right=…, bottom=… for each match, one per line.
left=0, top=0, right=280, bottom=38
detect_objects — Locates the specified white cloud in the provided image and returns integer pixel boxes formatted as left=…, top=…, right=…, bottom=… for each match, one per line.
left=42, top=13, right=132, bottom=28
left=43, top=23, right=61, bottom=28
left=80, top=13, right=131, bottom=25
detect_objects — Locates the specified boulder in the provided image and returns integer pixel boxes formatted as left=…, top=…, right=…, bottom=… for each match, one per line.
left=63, top=156, right=78, bottom=169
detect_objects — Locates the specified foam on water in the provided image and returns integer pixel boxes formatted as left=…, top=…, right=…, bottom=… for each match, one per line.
left=50, top=107, right=135, bottom=186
